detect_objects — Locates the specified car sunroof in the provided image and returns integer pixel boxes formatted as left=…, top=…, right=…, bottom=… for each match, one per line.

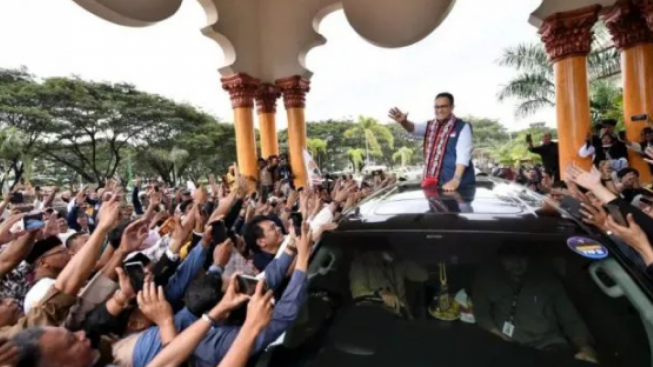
left=373, top=187, right=525, bottom=215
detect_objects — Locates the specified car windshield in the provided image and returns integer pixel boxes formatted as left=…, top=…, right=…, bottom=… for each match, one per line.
left=275, top=229, right=653, bottom=367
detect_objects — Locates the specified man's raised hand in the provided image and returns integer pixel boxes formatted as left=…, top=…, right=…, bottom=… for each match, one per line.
left=388, top=107, right=408, bottom=124
left=213, top=238, right=233, bottom=268
left=137, top=281, right=174, bottom=327
left=214, top=274, right=251, bottom=318
left=97, top=190, right=122, bottom=231
left=243, top=280, right=274, bottom=333
left=120, top=219, right=150, bottom=253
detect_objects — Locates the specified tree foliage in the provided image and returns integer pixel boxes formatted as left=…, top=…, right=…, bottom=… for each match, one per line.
left=0, top=67, right=233, bottom=186
left=497, top=23, right=621, bottom=118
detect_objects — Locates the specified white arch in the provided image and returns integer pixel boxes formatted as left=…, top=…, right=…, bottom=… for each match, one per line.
left=72, top=0, right=183, bottom=27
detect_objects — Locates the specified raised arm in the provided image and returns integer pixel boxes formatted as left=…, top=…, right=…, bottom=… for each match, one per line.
left=389, top=107, right=418, bottom=134
left=0, top=220, right=37, bottom=279
left=145, top=275, right=251, bottom=367
left=42, top=187, right=58, bottom=209
left=55, top=192, right=122, bottom=296
left=100, top=219, right=149, bottom=281
left=216, top=283, right=273, bottom=367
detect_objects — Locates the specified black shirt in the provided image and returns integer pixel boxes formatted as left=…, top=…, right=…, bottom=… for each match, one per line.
left=529, top=142, right=559, bottom=178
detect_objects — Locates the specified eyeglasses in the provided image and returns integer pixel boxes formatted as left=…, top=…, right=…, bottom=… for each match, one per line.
left=435, top=105, right=451, bottom=109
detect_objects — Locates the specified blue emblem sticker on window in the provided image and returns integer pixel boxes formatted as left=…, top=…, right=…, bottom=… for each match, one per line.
left=567, top=236, right=609, bottom=259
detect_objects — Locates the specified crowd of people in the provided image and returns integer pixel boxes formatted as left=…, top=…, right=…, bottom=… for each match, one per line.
left=0, top=163, right=394, bottom=367
left=1, top=85, right=653, bottom=366
left=488, top=118, right=653, bottom=283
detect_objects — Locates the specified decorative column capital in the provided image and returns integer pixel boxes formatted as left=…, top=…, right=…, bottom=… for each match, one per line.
left=255, top=84, right=281, bottom=114
left=275, top=76, right=310, bottom=109
left=636, top=0, right=653, bottom=32
left=221, top=73, right=260, bottom=108
left=603, top=1, right=653, bottom=50
left=540, top=5, right=600, bottom=62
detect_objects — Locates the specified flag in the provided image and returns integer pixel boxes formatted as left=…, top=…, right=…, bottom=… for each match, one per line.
left=303, top=149, right=323, bottom=187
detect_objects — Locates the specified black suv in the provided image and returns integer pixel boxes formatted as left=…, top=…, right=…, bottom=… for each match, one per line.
left=265, top=177, right=653, bottom=367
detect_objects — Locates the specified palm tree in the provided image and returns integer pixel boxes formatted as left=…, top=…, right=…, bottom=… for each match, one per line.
left=344, top=116, right=394, bottom=165
left=392, top=147, right=414, bottom=167
left=347, top=148, right=366, bottom=172
left=497, top=23, right=621, bottom=118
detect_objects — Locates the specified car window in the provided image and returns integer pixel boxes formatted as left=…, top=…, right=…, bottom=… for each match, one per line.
left=274, top=231, right=652, bottom=367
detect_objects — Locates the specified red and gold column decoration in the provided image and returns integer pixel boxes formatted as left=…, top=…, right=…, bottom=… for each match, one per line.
left=540, top=6, right=600, bottom=178
left=221, top=73, right=261, bottom=184
left=255, top=84, right=281, bottom=159
left=605, top=0, right=653, bottom=181
left=276, top=76, right=310, bottom=189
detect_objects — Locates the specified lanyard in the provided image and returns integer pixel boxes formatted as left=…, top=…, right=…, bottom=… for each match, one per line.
left=507, top=282, right=523, bottom=324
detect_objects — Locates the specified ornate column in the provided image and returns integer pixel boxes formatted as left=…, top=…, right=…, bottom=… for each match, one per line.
left=221, top=73, right=261, bottom=183
left=604, top=0, right=653, bottom=181
left=255, top=84, right=281, bottom=159
left=276, top=76, right=310, bottom=189
left=540, top=6, right=599, bottom=178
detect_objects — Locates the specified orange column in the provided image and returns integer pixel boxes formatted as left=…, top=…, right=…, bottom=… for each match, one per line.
left=540, top=6, right=599, bottom=178
left=605, top=1, right=653, bottom=182
left=255, top=84, right=281, bottom=159
left=221, top=73, right=261, bottom=184
left=276, top=76, right=310, bottom=189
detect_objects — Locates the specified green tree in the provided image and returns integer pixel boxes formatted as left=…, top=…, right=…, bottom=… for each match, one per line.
left=464, top=116, right=509, bottom=149
left=347, top=148, right=366, bottom=172
left=590, top=79, right=624, bottom=129
left=0, top=68, right=52, bottom=186
left=392, top=147, right=414, bottom=167
left=488, top=126, right=557, bottom=165
left=0, top=67, right=231, bottom=185
left=497, top=24, right=621, bottom=117
left=343, top=116, right=394, bottom=164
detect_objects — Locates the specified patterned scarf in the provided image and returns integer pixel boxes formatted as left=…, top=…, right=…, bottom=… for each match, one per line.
left=423, top=114, right=457, bottom=185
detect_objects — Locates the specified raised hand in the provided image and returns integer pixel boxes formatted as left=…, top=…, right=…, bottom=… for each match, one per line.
left=388, top=107, right=408, bottom=124
left=0, top=215, right=24, bottom=245
left=42, top=213, right=59, bottom=238
left=75, top=185, right=88, bottom=205
left=213, top=238, right=233, bottom=267
left=115, top=267, right=137, bottom=302
left=96, top=190, right=122, bottom=231
left=579, top=201, right=608, bottom=231
left=214, top=274, right=251, bottom=317
left=312, top=222, right=337, bottom=243
left=605, top=213, right=653, bottom=264
left=297, top=220, right=312, bottom=260
left=243, top=280, right=274, bottom=333
left=193, top=185, right=208, bottom=205
left=565, top=163, right=601, bottom=190
left=137, top=281, right=173, bottom=326
left=286, top=190, right=298, bottom=209
left=120, top=219, right=150, bottom=253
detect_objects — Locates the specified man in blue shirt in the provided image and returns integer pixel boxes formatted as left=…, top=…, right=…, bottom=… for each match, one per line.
left=129, top=238, right=299, bottom=367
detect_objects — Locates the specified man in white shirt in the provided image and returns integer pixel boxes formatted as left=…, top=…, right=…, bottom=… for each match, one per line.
left=389, top=92, right=475, bottom=191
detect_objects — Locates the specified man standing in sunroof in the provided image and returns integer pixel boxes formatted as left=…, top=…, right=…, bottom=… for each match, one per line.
left=389, top=92, right=475, bottom=191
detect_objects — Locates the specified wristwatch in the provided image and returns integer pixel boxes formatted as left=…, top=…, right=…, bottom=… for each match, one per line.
left=202, top=313, right=218, bottom=328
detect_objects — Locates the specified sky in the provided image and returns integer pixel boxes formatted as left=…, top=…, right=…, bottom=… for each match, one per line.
left=0, top=0, right=555, bottom=132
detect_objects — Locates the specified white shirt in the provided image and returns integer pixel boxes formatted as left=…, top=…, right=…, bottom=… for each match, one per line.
left=412, top=121, right=473, bottom=167
left=23, top=278, right=56, bottom=314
